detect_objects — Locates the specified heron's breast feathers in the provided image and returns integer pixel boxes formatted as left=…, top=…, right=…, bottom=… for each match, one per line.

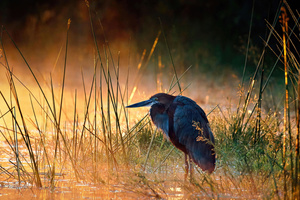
left=152, top=113, right=170, bottom=140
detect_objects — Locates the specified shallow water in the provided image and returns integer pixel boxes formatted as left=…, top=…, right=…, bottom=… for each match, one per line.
left=0, top=181, right=190, bottom=200
left=0, top=171, right=270, bottom=200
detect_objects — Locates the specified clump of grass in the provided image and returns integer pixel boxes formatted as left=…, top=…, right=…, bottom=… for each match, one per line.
left=210, top=1, right=300, bottom=198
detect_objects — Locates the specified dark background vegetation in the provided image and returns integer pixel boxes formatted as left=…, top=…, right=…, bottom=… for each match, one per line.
left=0, top=0, right=299, bottom=92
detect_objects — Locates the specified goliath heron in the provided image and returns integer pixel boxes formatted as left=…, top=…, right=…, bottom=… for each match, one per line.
left=127, top=93, right=215, bottom=176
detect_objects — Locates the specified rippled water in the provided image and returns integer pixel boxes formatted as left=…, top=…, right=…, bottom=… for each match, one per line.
left=0, top=180, right=192, bottom=199
left=0, top=173, right=267, bottom=200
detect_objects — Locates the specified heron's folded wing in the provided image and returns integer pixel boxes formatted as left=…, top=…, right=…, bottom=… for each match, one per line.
left=173, top=97, right=215, bottom=173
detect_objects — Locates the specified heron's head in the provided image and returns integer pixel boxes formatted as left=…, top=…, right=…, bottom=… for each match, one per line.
left=126, top=93, right=176, bottom=108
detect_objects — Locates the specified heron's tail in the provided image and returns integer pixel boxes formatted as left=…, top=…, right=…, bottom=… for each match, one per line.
left=192, top=154, right=215, bottom=174
left=187, top=128, right=216, bottom=173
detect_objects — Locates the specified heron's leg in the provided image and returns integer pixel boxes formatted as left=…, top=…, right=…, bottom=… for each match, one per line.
left=184, top=154, right=188, bottom=181
left=189, top=157, right=194, bottom=181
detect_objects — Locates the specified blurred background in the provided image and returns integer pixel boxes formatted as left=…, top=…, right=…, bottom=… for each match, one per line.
left=0, top=0, right=298, bottom=104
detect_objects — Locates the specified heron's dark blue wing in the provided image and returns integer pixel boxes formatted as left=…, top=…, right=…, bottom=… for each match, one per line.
left=172, top=96, right=215, bottom=173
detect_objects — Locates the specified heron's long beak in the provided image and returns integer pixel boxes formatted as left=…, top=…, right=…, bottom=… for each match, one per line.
left=126, top=99, right=154, bottom=108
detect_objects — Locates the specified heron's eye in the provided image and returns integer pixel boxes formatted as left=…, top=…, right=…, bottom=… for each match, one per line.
left=153, top=97, right=158, bottom=101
